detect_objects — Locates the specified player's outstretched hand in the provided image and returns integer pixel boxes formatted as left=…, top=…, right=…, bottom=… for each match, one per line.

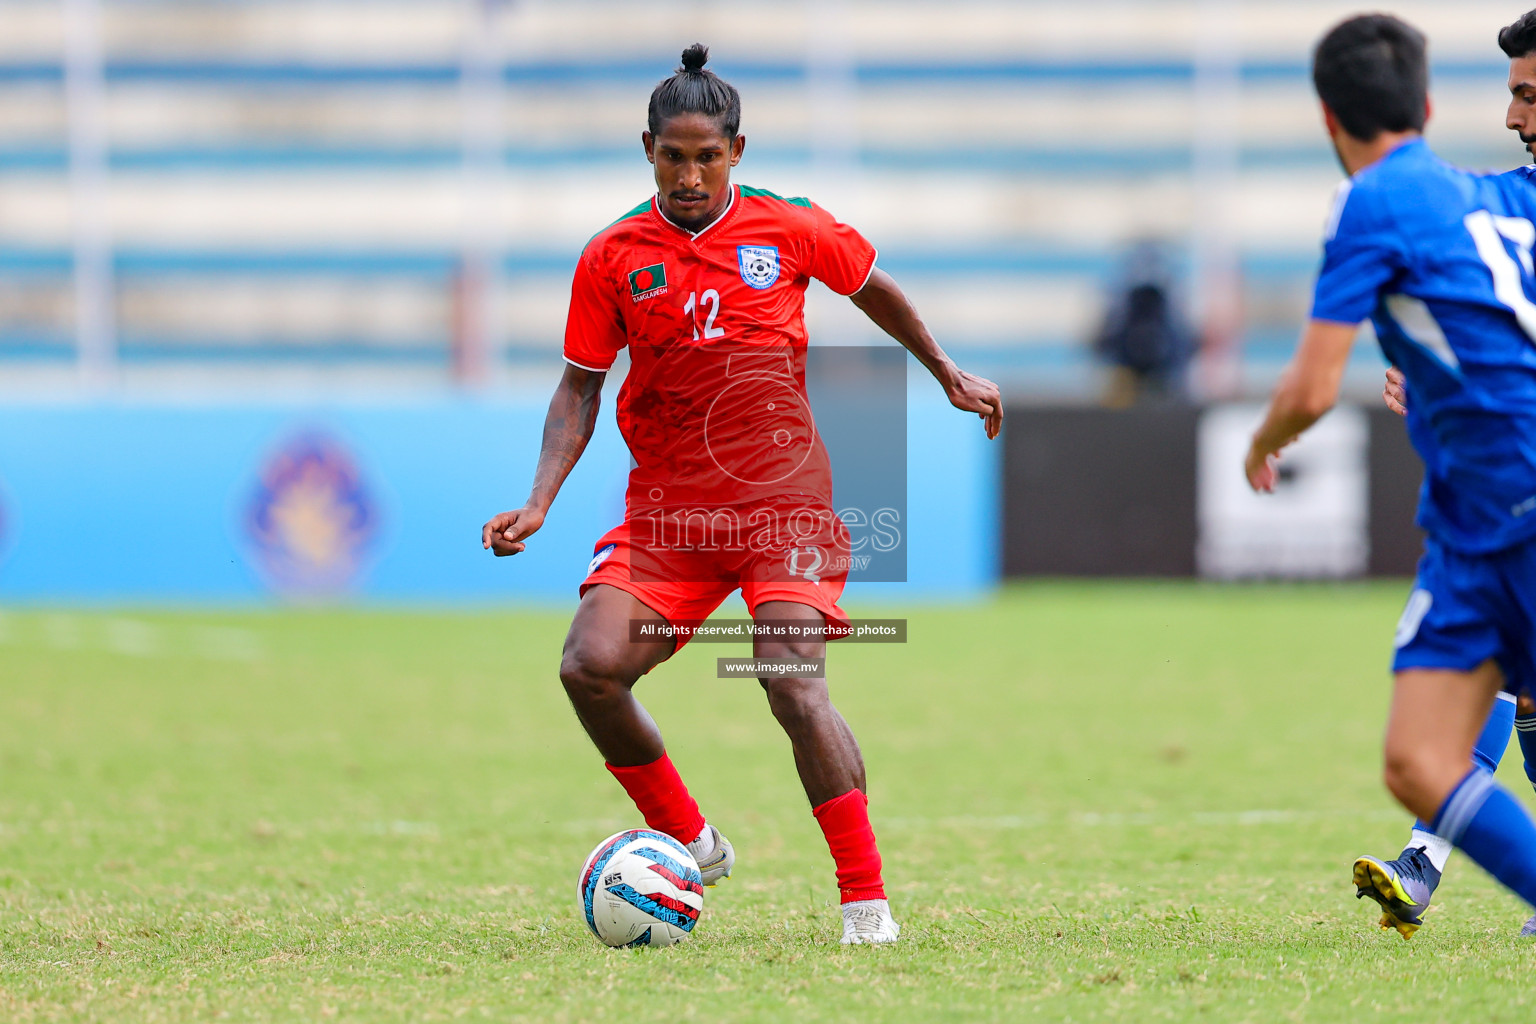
left=1383, top=366, right=1407, bottom=417
left=1245, top=444, right=1280, bottom=493
left=946, top=368, right=1004, bottom=439
left=481, top=506, right=546, bottom=557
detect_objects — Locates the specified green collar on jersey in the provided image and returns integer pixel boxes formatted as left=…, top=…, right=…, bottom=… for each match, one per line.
left=738, top=185, right=812, bottom=208
left=584, top=185, right=812, bottom=251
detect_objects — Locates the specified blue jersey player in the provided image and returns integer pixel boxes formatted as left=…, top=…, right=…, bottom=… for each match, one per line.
left=1356, top=9, right=1536, bottom=940
left=1247, top=13, right=1536, bottom=938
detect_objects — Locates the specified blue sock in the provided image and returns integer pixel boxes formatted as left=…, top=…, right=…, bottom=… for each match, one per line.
left=1473, top=696, right=1517, bottom=774
left=1410, top=696, right=1515, bottom=839
left=1517, top=710, right=1536, bottom=795
left=1432, top=768, right=1536, bottom=910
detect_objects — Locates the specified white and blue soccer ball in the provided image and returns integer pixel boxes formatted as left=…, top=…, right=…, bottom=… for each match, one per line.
left=577, top=829, right=705, bottom=947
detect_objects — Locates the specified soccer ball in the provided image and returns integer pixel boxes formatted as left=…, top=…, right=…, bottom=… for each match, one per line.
left=577, top=829, right=704, bottom=947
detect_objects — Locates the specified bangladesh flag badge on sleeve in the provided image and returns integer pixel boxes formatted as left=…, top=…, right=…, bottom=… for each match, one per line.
left=628, top=263, right=668, bottom=302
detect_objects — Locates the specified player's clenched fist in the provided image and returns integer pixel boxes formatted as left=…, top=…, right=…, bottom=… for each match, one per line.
left=482, top=506, right=546, bottom=556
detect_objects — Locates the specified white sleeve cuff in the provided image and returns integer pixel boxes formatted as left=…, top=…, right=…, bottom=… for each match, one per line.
left=842, top=251, right=878, bottom=296
left=564, top=355, right=611, bottom=373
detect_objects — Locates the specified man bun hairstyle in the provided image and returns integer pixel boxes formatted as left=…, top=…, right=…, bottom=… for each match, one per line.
left=1500, top=9, right=1536, bottom=59
left=1312, top=13, right=1428, bottom=142
left=680, top=43, right=708, bottom=73
left=648, top=43, right=742, bottom=139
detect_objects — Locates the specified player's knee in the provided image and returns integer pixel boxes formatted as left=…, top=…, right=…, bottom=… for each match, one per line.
left=1381, top=741, right=1446, bottom=813
left=761, top=676, right=829, bottom=729
left=1381, top=752, right=1419, bottom=807
left=559, top=644, right=633, bottom=709
left=1519, top=693, right=1536, bottom=717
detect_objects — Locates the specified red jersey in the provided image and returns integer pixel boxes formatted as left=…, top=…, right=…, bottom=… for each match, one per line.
left=563, top=185, right=877, bottom=515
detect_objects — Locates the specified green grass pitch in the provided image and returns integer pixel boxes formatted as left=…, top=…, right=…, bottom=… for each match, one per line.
left=3, top=583, right=1535, bottom=1022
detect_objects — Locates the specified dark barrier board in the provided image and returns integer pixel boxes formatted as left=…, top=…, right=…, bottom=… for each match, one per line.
left=1003, top=404, right=1426, bottom=579
left=1003, top=406, right=1200, bottom=577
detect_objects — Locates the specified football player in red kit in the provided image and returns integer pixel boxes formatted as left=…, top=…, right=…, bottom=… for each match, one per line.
left=482, top=44, right=1001, bottom=944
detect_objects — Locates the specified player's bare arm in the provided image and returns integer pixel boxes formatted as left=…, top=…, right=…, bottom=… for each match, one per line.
left=481, top=363, right=605, bottom=556
left=850, top=268, right=1003, bottom=439
left=1244, top=318, right=1357, bottom=492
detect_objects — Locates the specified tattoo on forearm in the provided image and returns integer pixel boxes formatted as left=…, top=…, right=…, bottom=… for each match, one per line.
left=530, top=373, right=602, bottom=506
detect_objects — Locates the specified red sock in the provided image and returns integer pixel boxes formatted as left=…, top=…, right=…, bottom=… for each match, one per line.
left=812, top=789, right=886, bottom=903
left=605, top=753, right=706, bottom=846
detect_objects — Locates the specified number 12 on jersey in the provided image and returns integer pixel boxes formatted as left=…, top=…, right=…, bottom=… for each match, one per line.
left=684, top=289, right=726, bottom=340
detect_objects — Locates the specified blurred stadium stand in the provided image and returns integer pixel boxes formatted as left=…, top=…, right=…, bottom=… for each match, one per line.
left=0, top=0, right=1526, bottom=396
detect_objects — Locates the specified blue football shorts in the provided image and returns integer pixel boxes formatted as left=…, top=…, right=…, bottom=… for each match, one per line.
left=1393, top=534, right=1536, bottom=697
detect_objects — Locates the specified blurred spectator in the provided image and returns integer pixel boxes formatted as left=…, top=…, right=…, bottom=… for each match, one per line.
left=1093, top=241, right=1198, bottom=406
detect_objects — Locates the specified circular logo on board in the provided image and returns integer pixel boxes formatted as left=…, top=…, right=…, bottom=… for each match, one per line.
left=245, top=432, right=378, bottom=595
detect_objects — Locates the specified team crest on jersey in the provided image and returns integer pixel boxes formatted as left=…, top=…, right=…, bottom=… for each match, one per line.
left=738, top=246, right=780, bottom=290
left=629, top=263, right=668, bottom=302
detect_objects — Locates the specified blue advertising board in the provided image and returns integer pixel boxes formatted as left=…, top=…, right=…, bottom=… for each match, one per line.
left=0, top=381, right=997, bottom=605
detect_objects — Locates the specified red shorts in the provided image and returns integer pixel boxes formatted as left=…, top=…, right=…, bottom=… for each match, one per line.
left=580, top=515, right=850, bottom=653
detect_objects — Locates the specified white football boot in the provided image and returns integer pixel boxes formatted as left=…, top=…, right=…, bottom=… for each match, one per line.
left=840, top=898, right=901, bottom=944
left=688, top=823, right=735, bottom=886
